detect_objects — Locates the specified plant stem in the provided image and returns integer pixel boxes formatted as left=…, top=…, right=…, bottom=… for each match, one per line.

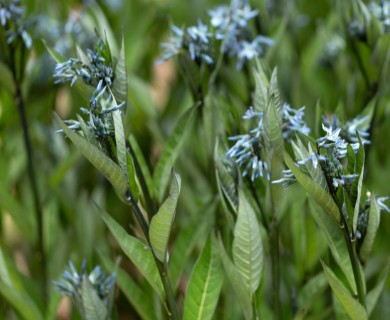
left=10, top=44, right=47, bottom=303
left=339, top=213, right=366, bottom=307
left=125, top=190, right=180, bottom=320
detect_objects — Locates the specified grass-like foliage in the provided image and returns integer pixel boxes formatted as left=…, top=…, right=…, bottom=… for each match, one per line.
left=1, top=0, right=390, bottom=319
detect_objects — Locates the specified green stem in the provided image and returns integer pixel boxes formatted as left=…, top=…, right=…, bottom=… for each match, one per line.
left=125, top=189, right=180, bottom=320
left=10, top=44, right=47, bottom=303
left=339, top=213, right=366, bottom=307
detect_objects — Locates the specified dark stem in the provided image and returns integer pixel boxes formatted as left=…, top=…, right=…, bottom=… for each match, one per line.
left=127, top=142, right=156, bottom=215
left=339, top=213, right=366, bottom=307
left=125, top=189, right=180, bottom=319
left=10, top=44, right=47, bottom=303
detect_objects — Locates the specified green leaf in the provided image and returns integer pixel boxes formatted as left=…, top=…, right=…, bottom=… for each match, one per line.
left=112, top=35, right=128, bottom=103
left=55, top=113, right=128, bottom=195
left=217, top=236, right=252, bottom=320
left=359, top=194, right=380, bottom=262
left=367, top=261, right=390, bottom=316
left=353, top=140, right=365, bottom=233
left=98, top=206, right=164, bottom=298
left=112, top=106, right=128, bottom=175
left=183, top=236, right=224, bottom=320
left=99, top=253, right=157, bottom=320
left=292, top=138, right=328, bottom=191
left=153, top=105, right=196, bottom=201
left=76, top=115, right=100, bottom=148
left=81, top=275, right=108, bottom=320
left=169, top=200, right=215, bottom=288
left=268, top=67, right=282, bottom=115
left=126, top=150, right=140, bottom=202
left=149, top=171, right=181, bottom=262
left=232, top=189, right=263, bottom=293
left=308, top=199, right=357, bottom=294
left=263, top=93, right=283, bottom=156
left=253, top=60, right=269, bottom=112
left=284, top=151, right=340, bottom=222
left=321, top=261, right=367, bottom=320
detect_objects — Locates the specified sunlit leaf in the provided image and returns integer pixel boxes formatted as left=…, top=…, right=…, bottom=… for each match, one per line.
left=183, top=237, right=224, bottom=320
left=112, top=35, right=128, bottom=103
left=253, top=60, right=269, bottom=112
left=232, top=189, right=263, bottom=293
left=321, top=261, right=367, bottom=320
left=149, top=171, right=181, bottom=262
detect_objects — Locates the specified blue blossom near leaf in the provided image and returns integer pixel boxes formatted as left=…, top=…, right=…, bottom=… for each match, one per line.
left=272, top=169, right=296, bottom=187
left=377, top=196, right=390, bottom=213
left=158, top=25, right=184, bottom=63
left=186, top=20, right=214, bottom=63
left=53, top=260, right=116, bottom=318
left=227, top=103, right=310, bottom=181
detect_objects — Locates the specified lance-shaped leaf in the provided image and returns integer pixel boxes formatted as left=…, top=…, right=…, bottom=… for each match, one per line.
left=112, top=35, right=128, bottom=103
left=55, top=113, right=128, bottom=195
left=308, top=199, right=357, bottom=294
left=153, top=105, right=196, bottom=201
left=359, top=194, right=380, bottom=262
left=217, top=236, right=252, bottom=320
left=183, top=236, right=224, bottom=320
left=112, top=107, right=128, bottom=175
left=99, top=253, right=157, bottom=320
left=321, top=261, right=367, bottom=320
left=284, top=151, right=340, bottom=222
left=253, top=61, right=269, bottom=112
left=233, top=189, right=263, bottom=293
left=98, top=206, right=164, bottom=298
left=353, top=139, right=365, bottom=232
left=367, top=261, right=390, bottom=316
left=81, top=275, right=108, bottom=320
left=263, top=94, right=284, bottom=156
left=149, top=171, right=181, bottom=262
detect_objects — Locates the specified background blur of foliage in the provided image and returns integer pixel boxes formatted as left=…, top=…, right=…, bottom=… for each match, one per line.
left=0, top=0, right=390, bottom=319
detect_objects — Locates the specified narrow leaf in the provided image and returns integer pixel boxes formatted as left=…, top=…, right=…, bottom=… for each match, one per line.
left=233, top=189, right=263, bottom=293
left=353, top=140, right=365, bottom=232
left=112, top=35, right=128, bottom=103
left=98, top=206, right=164, bottom=298
left=112, top=107, right=128, bottom=175
left=149, top=171, right=181, bottom=262
left=359, top=194, right=380, bottom=262
left=183, top=237, right=224, bottom=320
left=321, top=261, right=367, bottom=320
left=55, top=113, right=128, bottom=195
left=264, top=94, right=283, bottom=156
left=284, top=151, right=340, bottom=222
left=253, top=61, right=269, bottom=112
left=153, top=106, right=196, bottom=201
left=81, top=275, right=108, bottom=320
left=217, top=236, right=252, bottom=320
left=366, top=261, right=390, bottom=316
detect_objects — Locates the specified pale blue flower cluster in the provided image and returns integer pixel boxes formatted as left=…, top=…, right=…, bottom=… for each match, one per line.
left=227, top=104, right=310, bottom=181
left=159, top=0, right=273, bottom=68
left=0, top=0, right=32, bottom=48
left=53, top=261, right=116, bottom=300
left=369, top=1, right=390, bottom=31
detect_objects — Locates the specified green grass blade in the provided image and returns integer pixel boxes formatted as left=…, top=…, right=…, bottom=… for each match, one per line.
left=112, top=107, right=128, bottom=175
left=284, top=151, right=340, bottom=222
left=55, top=113, right=128, bottom=195
left=153, top=106, right=196, bottom=201
left=183, top=236, right=224, bottom=320
left=149, top=171, right=181, bottom=262
left=112, top=35, right=128, bottom=103
left=217, top=236, right=252, bottom=320
left=233, top=189, right=263, bottom=293
left=98, top=206, right=164, bottom=298
left=321, top=261, right=367, bottom=320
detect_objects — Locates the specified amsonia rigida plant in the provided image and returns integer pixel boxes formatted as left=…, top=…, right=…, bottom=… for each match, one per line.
left=50, top=31, right=183, bottom=319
